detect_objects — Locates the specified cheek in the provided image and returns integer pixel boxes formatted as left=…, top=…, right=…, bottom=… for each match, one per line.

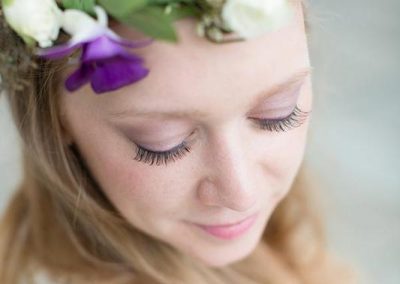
left=260, top=129, right=307, bottom=194
left=82, top=137, right=188, bottom=218
left=260, top=81, right=311, bottom=192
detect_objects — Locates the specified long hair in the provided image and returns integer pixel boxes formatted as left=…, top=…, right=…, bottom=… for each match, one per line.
left=0, top=2, right=357, bottom=283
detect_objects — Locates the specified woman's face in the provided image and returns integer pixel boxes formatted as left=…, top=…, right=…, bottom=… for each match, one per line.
left=60, top=2, right=312, bottom=267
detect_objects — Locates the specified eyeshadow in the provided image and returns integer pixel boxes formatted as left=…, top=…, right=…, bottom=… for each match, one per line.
left=251, top=80, right=305, bottom=117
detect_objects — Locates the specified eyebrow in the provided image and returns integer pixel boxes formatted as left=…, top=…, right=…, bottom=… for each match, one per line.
left=110, top=67, right=312, bottom=119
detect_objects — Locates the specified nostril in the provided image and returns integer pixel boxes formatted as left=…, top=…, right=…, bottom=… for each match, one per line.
left=220, top=192, right=257, bottom=212
left=197, top=165, right=258, bottom=211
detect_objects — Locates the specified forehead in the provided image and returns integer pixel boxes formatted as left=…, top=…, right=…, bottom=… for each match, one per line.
left=61, top=2, right=308, bottom=120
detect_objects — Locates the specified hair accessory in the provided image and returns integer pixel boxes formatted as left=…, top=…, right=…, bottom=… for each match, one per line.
left=1, top=0, right=294, bottom=94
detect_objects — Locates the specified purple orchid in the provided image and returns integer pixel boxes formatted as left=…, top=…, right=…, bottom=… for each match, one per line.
left=37, top=6, right=154, bottom=94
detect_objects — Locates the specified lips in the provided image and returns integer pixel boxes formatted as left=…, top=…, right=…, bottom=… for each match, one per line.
left=191, top=212, right=259, bottom=240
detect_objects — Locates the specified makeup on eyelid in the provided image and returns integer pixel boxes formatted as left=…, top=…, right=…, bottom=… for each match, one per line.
left=122, top=126, right=197, bottom=152
left=253, top=106, right=297, bottom=119
left=113, top=79, right=306, bottom=148
left=109, top=77, right=308, bottom=125
left=130, top=104, right=309, bottom=166
left=128, top=133, right=191, bottom=151
left=253, top=79, right=305, bottom=111
left=118, top=120, right=191, bottom=141
left=120, top=105, right=303, bottom=149
left=115, top=82, right=304, bottom=131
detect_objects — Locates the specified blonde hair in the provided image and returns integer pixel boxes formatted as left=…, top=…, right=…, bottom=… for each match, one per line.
left=0, top=2, right=357, bottom=283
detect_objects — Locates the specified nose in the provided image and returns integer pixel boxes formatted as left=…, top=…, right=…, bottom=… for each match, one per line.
left=196, top=133, right=257, bottom=212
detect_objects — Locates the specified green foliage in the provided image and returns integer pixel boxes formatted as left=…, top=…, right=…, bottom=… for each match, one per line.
left=2, top=0, right=14, bottom=7
left=61, top=0, right=202, bottom=42
left=108, top=1, right=200, bottom=42
left=62, top=0, right=96, bottom=14
left=120, top=6, right=178, bottom=42
left=147, top=0, right=193, bottom=4
left=96, top=0, right=148, bottom=17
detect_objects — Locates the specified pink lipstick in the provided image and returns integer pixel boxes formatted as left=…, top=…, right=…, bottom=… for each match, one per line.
left=193, top=212, right=259, bottom=240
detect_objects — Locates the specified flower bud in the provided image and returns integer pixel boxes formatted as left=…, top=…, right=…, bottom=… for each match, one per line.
left=2, top=0, right=62, bottom=47
left=221, top=0, right=293, bottom=39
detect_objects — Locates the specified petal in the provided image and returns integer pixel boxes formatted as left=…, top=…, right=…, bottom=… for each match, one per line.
left=36, top=27, right=105, bottom=59
left=111, top=36, right=154, bottom=49
left=62, top=9, right=101, bottom=38
left=65, top=63, right=95, bottom=92
left=36, top=41, right=83, bottom=59
left=81, top=35, right=127, bottom=62
left=106, top=30, right=154, bottom=49
left=90, top=54, right=149, bottom=94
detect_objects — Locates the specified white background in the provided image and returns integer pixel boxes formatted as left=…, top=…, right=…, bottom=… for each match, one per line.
left=306, top=0, right=400, bottom=283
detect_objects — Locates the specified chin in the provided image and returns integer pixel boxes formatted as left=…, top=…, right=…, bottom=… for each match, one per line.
left=204, top=248, right=257, bottom=268
left=191, top=237, right=261, bottom=268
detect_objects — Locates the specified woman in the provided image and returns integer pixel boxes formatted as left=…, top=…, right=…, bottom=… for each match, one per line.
left=0, top=0, right=357, bottom=283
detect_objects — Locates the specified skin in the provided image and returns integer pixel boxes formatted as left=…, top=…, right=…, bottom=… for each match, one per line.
left=60, top=2, right=313, bottom=268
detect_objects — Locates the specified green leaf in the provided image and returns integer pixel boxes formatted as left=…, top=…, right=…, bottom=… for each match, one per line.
left=166, top=5, right=200, bottom=21
left=62, top=0, right=96, bottom=14
left=151, top=0, right=194, bottom=4
left=147, top=0, right=180, bottom=4
left=120, top=6, right=178, bottom=42
left=2, top=0, right=15, bottom=7
left=97, top=0, right=148, bottom=18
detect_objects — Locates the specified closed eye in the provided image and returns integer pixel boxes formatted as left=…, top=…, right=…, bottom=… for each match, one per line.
left=132, top=105, right=310, bottom=166
left=133, top=141, right=192, bottom=166
left=250, top=105, right=310, bottom=132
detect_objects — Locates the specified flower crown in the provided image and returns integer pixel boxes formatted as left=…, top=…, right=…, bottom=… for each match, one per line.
left=1, top=0, right=294, bottom=94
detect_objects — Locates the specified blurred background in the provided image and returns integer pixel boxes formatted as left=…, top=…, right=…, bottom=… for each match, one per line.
left=305, top=0, right=400, bottom=283
left=1, top=0, right=399, bottom=283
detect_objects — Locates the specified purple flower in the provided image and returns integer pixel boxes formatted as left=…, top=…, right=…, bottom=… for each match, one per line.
left=37, top=6, right=154, bottom=94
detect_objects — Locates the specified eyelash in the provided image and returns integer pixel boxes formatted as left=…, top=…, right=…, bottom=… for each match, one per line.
left=253, top=105, right=310, bottom=132
left=134, top=141, right=192, bottom=166
left=133, top=105, right=310, bottom=166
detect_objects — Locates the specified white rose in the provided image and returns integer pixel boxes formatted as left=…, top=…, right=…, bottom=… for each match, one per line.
left=61, top=6, right=109, bottom=42
left=221, top=0, right=294, bottom=39
left=2, top=0, right=63, bottom=47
